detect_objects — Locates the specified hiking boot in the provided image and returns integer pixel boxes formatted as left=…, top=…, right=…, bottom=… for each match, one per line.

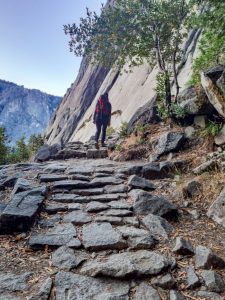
left=101, top=142, right=107, bottom=147
left=95, top=142, right=99, bottom=149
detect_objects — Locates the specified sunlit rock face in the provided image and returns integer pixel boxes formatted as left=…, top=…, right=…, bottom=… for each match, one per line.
left=45, top=5, right=201, bottom=146
left=0, top=80, right=61, bottom=145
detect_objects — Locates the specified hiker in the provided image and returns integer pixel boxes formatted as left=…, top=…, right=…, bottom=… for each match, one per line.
left=93, top=92, right=112, bottom=149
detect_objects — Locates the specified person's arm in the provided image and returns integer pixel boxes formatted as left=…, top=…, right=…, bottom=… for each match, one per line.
left=93, top=102, right=98, bottom=124
left=108, top=103, right=112, bottom=126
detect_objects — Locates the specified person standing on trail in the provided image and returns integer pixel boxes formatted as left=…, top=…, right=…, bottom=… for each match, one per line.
left=93, top=92, right=112, bottom=149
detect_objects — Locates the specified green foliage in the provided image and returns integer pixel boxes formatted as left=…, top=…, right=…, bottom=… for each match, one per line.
left=15, top=136, right=30, bottom=162
left=170, top=103, right=188, bottom=119
left=106, top=126, right=116, bottom=136
left=0, top=127, right=9, bottom=165
left=119, top=122, right=128, bottom=138
left=115, top=143, right=124, bottom=152
left=200, top=121, right=222, bottom=137
left=189, top=0, right=225, bottom=84
left=0, top=129, right=44, bottom=165
left=155, top=73, right=166, bottom=103
left=28, top=134, right=44, bottom=156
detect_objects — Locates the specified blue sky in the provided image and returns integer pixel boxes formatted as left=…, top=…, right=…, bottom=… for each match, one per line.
left=0, top=0, right=105, bottom=96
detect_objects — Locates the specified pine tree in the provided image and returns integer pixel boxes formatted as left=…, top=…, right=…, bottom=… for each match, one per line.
left=16, top=136, right=30, bottom=162
left=0, top=127, right=9, bottom=165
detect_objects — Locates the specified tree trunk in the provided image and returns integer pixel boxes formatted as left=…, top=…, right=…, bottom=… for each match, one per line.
left=173, top=51, right=180, bottom=103
left=165, top=71, right=171, bottom=107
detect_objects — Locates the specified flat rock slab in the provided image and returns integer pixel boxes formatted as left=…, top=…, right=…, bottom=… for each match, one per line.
left=207, top=186, right=225, bottom=228
left=130, top=189, right=177, bottom=218
left=108, top=199, right=131, bottom=210
left=142, top=214, right=174, bottom=239
left=116, top=225, right=149, bottom=238
left=52, top=246, right=88, bottom=270
left=63, top=211, right=92, bottom=225
left=0, top=272, right=32, bottom=292
left=128, top=235, right=158, bottom=250
left=45, top=203, right=81, bottom=214
left=0, top=186, right=47, bottom=233
left=55, top=271, right=130, bottom=300
left=128, top=175, right=155, bottom=190
left=90, top=177, right=123, bottom=187
left=39, top=174, right=68, bottom=183
left=52, top=180, right=91, bottom=190
left=11, top=178, right=32, bottom=195
left=94, top=215, right=123, bottom=225
left=52, top=194, right=86, bottom=203
left=86, top=201, right=109, bottom=212
left=70, top=188, right=104, bottom=196
left=98, top=209, right=132, bottom=217
left=86, top=149, right=108, bottom=159
left=29, top=223, right=80, bottom=248
left=104, top=184, right=128, bottom=194
left=66, top=166, right=94, bottom=176
left=82, top=222, right=127, bottom=251
left=81, top=250, right=171, bottom=278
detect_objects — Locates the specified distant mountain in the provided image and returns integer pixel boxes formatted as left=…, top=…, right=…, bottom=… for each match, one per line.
left=0, top=79, right=61, bottom=145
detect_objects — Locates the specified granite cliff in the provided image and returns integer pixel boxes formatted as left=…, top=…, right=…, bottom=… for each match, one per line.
left=0, top=80, right=61, bottom=145
left=45, top=27, right=201, bottom=145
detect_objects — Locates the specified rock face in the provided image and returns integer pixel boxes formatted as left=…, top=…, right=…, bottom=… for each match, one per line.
left=207, top=186, right=225, bottom=227
left=201, top=66, right=225, bottom=118
left=0, top=79, right=61, bottom=145
left=45, top=28, right=201, bottom=145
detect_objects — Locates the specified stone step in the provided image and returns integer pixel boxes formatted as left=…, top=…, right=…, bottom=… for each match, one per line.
left=51, top=193, right=126, bottom=204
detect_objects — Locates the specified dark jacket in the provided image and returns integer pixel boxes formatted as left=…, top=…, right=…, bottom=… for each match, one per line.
left=93, top=95, right=112, bottom=125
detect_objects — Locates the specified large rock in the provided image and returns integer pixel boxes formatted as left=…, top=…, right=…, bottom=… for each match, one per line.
left=0, top=186, right=47, bottom=234
left=127, top=175, right=155, bottom=190
left=82, top=222, right=127, bottom=251
left=207, top=186, right=225, bottom=227
left=52, top=246, right=88, bottom=270
left=135, top=282, right=161, bottom=300
left=202, top=270, right=225, bottom=293
left=81, top=250, right=172, bottom=278
left=177, top=85, right=214, bottom=115
left=201, top=66, right=225, bottom=118
left=55, top=271, right=130, bottom=300
left=195, top=246, right=225, bottom=269
left=172, top=237, right=195, bottom=255
left=142, top=160, right=186, bottom=180
left=29, top=223, right=80, bottom=248
left=27, top=277, right=52, bottom=300
left=63, top=211, right=92, bottom=225
left=35, top=144, right=61, bottom=162
left=214, top=124, right=225, bottom=145
left=130, top=189, right=177, bottom=218
left=11, top=178, right=32, bottom=195
left=142, top=214, right=174, bottom=239
left=153, top=131, right=185, bottom=156
left=0, top=272, right=32, bottom=292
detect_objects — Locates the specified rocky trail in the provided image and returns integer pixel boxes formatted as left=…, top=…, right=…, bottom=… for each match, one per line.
left=1, top=144, right=225, bottom=300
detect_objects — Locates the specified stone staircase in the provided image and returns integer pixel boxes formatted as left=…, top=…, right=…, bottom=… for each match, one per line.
left=0, top=158, right=225, bottom=299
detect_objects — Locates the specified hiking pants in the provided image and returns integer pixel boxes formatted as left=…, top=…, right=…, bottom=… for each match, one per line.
left=95, top=119, right=108, bottom=143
